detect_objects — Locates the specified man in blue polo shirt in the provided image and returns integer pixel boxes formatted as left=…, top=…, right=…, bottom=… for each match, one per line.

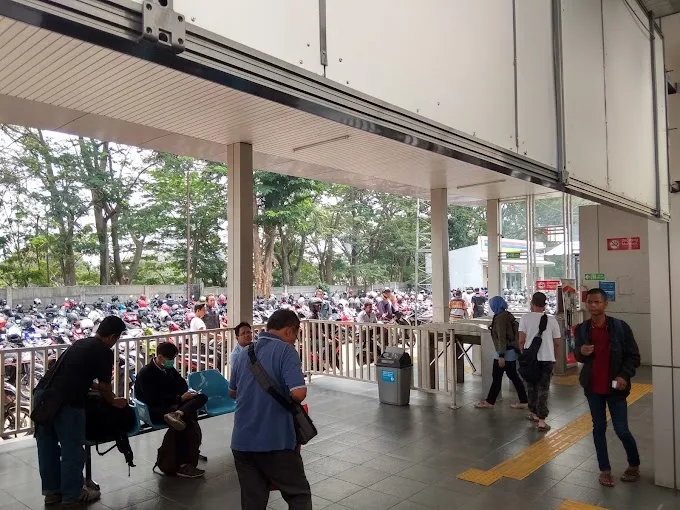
left=229, top=309, right=310, bottom=510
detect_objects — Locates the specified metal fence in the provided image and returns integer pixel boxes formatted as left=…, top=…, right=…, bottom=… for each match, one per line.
left=0, top=321, right=457, bottom=438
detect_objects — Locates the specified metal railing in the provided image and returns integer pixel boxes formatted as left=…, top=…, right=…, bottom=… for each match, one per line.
left=0, top=321, right=458, bottom=438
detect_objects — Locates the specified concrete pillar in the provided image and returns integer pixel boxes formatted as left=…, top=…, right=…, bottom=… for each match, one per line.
left=487, top=199, right=501, bottom=297
left=430, top=188, right=450, bottom=323
left=227, top=143, right=254, bottom=326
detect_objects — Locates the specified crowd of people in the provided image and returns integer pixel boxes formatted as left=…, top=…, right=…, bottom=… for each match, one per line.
left=30, top=286, right=643, bottom=508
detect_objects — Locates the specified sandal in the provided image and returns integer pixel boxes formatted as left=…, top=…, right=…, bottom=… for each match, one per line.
left=526, top=413, right=539, bottom=422
left=621, top=467, right=640, bottom=483
left=537, top=424, right=551, bottom=432
left=599, top=472, right=616, bottom=487
left=511, top=402, right=528, bottom=409
left=474, top=401, right=494, bottom=409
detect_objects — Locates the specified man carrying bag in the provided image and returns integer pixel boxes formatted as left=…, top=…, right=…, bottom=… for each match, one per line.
left=33, top=317, right=128, bottom=506
left=229, top=309, right=313, bottom=510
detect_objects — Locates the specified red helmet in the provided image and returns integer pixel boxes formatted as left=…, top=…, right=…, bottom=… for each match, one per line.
left=217, top=294, right=226, bottom=305
left=185, top=312, right=196, bottom=326
left=161, top=303, right=171, bottom=312
left=0, top=317, right=6, bottom=328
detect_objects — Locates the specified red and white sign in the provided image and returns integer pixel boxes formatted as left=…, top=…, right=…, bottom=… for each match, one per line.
left=536, top=280, right=560, bottom=291
left=607, top=237, right=640, bottom=251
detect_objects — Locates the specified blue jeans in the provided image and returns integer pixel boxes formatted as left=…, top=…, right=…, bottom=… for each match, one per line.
left=587, top=393, right=640, bottom=472
left=34, top=391, right=86, bottom=503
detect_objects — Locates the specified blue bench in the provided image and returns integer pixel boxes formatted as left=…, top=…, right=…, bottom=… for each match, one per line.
left=85, top=370, right=236, bottom=489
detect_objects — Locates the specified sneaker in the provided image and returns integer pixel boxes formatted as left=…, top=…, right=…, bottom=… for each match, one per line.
left=44, top=493, right=61, bottom=505
left=176, top=464, right=205, bottom=478
left=163, top=411, right=186, bottom=431
left=61, top=486, right=101, bottom=507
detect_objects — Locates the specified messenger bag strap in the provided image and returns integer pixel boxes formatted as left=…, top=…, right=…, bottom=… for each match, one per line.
left=41, top=347, right=70, bottom=390
left=247, top=343, right=294, bottom=412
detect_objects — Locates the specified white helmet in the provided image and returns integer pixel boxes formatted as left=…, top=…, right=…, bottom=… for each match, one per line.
left=80, top=318, right=94, bottom=330
left=34, top=298, right=42, bottom=306
left=298, top=297, right=305, bottom=305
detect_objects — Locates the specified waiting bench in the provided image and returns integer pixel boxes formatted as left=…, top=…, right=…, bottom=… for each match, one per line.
left=84, top=369, right=237, bottom=489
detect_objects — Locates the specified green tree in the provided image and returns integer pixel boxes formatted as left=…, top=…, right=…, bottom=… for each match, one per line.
left=448, top=205, right=486, bottom=249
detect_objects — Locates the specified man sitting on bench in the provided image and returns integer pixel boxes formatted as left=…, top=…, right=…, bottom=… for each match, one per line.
left=135, top=341, right=208, bottom=478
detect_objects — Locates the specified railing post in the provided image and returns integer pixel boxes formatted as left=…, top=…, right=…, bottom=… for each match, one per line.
left=450, top=328, right=460, bottom=409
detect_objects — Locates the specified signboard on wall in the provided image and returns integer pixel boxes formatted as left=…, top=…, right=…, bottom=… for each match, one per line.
left=607, top=237, right=640, bottom=251
left=584, top=273, right=605, bottom=281
left=536, top=280, right=560, bottom=291
left=599, top=281, right=616, bottom=301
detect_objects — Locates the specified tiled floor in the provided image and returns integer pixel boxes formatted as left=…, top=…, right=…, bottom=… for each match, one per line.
left=0, top=367, right=678, bottom=510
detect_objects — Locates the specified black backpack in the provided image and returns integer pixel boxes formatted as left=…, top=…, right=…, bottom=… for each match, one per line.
left=153, top=421, right=203, bottom=476
left=84, top=391, right=136, bottom=471
left=518, top=315, right=548, bottom=383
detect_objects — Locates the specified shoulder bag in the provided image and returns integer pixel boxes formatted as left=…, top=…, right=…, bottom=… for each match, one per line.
left=518, top=314, right=548, bottom=383
left=247, top=343, right=317, bottom=445
left=31, top=349, right=70, bottom=426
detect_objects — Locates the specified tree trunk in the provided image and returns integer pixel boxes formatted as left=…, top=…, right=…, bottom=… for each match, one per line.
left=111, top=212, right=125, bottom=284
left=324, top=235, right=333, bottom=284
left=277, top=225, right=291, bottom=286
left=261, top=225, right=276, bottom=297
left=290, top=236, right=305, bottom=286
left=63, top=217, right=77, bottom=286
left=125, top=232, right=145, bottom=283
left=92, top=195, right=110, bottom=285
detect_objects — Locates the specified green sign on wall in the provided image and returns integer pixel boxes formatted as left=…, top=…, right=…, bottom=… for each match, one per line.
left=506, top=252, right=521, bottom=259
left=584, top=273, right=605, bottom=281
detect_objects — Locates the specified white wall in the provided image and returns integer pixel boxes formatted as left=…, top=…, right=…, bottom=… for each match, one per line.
left=578, top=205, right=658, bottom=365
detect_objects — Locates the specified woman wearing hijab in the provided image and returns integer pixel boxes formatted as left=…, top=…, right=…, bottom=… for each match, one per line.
left=475, top=296, right=528, bottom=409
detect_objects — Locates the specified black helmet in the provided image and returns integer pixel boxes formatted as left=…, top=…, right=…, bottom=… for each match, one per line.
left=67, top=312, right=78, bottom=323
left=20, top=317, right=33, bottom=330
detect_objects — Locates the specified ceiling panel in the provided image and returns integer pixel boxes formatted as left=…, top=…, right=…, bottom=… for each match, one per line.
left=0, top=16, right=554, bottom=204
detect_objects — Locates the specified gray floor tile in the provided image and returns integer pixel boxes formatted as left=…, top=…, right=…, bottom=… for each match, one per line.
left=356, top=438, right=402, bottom=454
left=386, top=446, right=437, bottom=463
left=304, top=440, right=353, bottom=456
left=310, top=478, right=363, bottom=503
left=361, top=455, right=414, bottom=475
left=118, top=496, right=189, bottom=510
left=368, top=475, right=428, bottom=499
left=329, top=448, right=381, bottom=465
left=307, top=457, right=358, bottom=476
left=398, top=462, right=459, bottom=484
left=433, top=476, right=485, bottom=497
left=543, top=481, right=606, bottom=507
left=408, top=486, right=474, bottom=509
left=335, top=466, right=391, bottom=487
left=267, top=494, right=333, bottom=510
left=337, top=488, right=402, bottom=510
left=100, top=487, right=159, bottom=510
left=550, top=452, right=590, bottom=469
left=389, top=502, right=431, bottom=510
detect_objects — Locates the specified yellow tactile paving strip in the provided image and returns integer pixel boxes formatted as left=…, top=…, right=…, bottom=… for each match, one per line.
left=458, top=383, right=653, bottom=486
left=558, top=500, right=609, bottom=510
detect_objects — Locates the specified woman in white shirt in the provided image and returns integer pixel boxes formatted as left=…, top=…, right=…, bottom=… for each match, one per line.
left=519, top=292, right=561, bottom=432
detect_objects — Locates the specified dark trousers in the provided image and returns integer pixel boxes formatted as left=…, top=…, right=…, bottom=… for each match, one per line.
left=527, top=361, right=554, bottom=420
left=149, top=393, right=208, bottom=424
left=34, top=391, right=86, bottom=503
left=587, top=393, right=640, bottom=472
left=486, top=359, right=528, bottom=405
left=232, top=449, right=311, bottom=510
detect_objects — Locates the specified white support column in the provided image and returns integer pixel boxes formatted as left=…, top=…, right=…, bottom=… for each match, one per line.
left=430, top=188, right=450, bottom=323
left=227, top=143, right=254, bottom=326
left=487, top=199, right=501, bottom=297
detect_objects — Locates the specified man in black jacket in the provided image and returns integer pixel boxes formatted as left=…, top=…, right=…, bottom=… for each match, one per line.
left=574, top=288, right=641, bottom=488
left=135, top=342, right=208, bottom=477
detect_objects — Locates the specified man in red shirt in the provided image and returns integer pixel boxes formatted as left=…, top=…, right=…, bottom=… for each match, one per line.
left=574, top=288, right=641, bottom=488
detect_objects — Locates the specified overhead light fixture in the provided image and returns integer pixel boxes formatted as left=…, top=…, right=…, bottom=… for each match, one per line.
left=456, top=179, right=507, bottom=190
left=293, top=135, right=350, bottom=153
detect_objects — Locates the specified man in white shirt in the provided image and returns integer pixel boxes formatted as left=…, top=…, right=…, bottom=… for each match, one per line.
left=519, top=292, right=561, bottom=432
left=190, top=303, right=207, bottom=353
left=356, top=302, right=378, bottom=324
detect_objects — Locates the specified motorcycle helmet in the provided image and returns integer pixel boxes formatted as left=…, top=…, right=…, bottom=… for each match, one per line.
left=218, top=294, right=226, bottom=305
left=0, top=299, right=5, bottom=306
left=80, top=318, right=94, bottom=330
left=2, top=305, right=10, bottom=315
left=0, top=317, right=6, bottom=328
left=161, top=303, right=171, bottom=312
left=166, top=293, right=172, bottom=299
left=67, top=312, right=78, bottom=323
left=111, top=295, right=119, bottom=303
left=7, top=326, right=21, bottom=342
left=118, top=304, right=125, bottom=310
left=199, top=296, right=206, bottom=303
left=158, top=310, right=170, bottom=322
left=298, top=297, right=305, bottom=305
left=172, top=304, right=179, bottom=311
left=20, top=317, right=33, bottom=330
left=15, top=304, right=23, bottom=313
left=33, top=298, right=42, bottom=306
left=185, top=312, right=196, bottom=326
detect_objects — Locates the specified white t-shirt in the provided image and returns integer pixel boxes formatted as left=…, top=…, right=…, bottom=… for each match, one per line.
left=519, top=312, right=561, bottom=362
left=190, top=317, right=206, bottom=332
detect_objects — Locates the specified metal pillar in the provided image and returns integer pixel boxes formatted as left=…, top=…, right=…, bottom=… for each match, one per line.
left=414, top=198, right=432, bottom=325
left=487, top=199, right=501, bottom=297
left=227, top=143, right=254, bottom=326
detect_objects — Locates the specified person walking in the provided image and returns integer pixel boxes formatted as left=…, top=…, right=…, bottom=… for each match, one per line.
left=519, top=292, right=561, bottom=432
left=229, top=309, right=311, bottom=510
left=574, top=288, right=641, bottom=488
left=449, top=290, right=469, bottom=320
left=475, top=296, right=528, bottom=409
left=34, top=316, right=128, bottom=506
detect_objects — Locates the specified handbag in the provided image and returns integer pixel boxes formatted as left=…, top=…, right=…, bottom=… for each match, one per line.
left=518, top=314, right=548, bottom=383
left=31, top=350, right=69, bottom=426
left=247, top=343, right=317, bottom=445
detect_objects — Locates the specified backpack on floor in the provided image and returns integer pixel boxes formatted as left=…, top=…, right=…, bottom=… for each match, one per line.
left=153, top=421, right=202, bottom=476
left=518, top=314, right=548, bottom=383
